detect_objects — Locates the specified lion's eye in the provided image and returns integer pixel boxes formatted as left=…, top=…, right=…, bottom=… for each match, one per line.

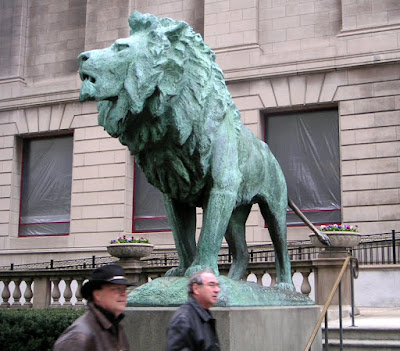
left=115, top=43, right=130, bottom=52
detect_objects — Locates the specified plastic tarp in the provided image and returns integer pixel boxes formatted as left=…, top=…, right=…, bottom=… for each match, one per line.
left=20, top=136, right=73, bottom=236
left=265, top=109, right=341, bottom=226
left=133, top=108, right=340, bottom=231
left=133, top=163, right=170, bottom=231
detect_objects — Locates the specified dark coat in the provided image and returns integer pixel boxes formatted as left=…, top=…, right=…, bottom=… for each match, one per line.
left=167, top=297, right=220, bottom=351
left=53, top=302, right=130, bottom=351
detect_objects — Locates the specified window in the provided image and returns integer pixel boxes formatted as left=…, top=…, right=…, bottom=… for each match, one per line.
left=133, top=163, right=170, bottom=232
left=19, top=135, right=73, bottom=236
left=265, top=108, right=341, bottom=226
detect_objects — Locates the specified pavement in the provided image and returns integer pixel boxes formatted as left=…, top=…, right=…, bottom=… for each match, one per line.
left=329, top=307, right=400, bottom=329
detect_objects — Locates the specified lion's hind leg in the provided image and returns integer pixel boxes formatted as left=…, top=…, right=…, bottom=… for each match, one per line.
left=225, top=205, right=251, bottom=280
left=258, top=199, right=295, bottom=291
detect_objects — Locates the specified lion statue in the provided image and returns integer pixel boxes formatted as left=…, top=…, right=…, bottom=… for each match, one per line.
left=78, top=11, right=328, bottom=290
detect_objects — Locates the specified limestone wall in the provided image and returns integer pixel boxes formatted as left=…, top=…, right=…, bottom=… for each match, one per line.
left=0, top=0, right=399, bottom=265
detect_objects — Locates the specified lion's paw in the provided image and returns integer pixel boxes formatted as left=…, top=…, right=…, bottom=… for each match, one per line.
left=275, top=282, right=296, bottom=291
left=165, top=267, right=186, bottom=277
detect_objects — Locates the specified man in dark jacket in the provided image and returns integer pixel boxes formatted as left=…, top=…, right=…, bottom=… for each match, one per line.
left=54, top=264, right=137, bottom=351
left=167, top=270, right=221, bottom=351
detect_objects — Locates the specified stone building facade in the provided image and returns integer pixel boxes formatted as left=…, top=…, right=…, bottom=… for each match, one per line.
left=0, top=0, right=399, bottom=266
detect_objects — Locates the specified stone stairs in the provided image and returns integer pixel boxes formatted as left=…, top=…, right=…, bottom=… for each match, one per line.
left=322, top=308, right=400, bottom=350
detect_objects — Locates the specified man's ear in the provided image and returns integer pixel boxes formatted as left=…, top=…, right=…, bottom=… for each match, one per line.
left=92, top=289, right=101, bottom=303
left=192, top=283, right=200, bottom=296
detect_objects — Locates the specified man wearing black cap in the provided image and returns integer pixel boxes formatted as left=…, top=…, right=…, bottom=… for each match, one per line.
left=54, top=264, right=136, bottom=351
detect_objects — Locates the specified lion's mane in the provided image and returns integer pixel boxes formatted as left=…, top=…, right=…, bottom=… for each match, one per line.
left=114, top=12, right=241, bottom=201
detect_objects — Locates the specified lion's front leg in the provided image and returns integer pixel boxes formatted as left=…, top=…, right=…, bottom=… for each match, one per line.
left=185, top=189, right=236, bottom=277
left=163, top=195, right=196, bottom=277
left=185, top=113, right=241, bottom=277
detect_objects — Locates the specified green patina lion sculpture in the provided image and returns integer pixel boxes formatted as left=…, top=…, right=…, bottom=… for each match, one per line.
left=78, top=12, right=327, bottom=291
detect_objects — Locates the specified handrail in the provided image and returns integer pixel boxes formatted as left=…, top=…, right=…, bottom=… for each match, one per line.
left=304, top=255, right=351, bottom=351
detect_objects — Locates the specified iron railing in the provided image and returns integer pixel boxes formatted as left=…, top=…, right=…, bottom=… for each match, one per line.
left=352, top=230, right=399, bottom=265
left=0, top=230, right=397, bottom=272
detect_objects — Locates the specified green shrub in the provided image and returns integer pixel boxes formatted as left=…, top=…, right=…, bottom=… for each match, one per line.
left=0, top=308, right=85, bottom=351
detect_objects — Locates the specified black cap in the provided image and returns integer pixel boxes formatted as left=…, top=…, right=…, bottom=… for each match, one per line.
left=81, top=264, right=138, bottom=300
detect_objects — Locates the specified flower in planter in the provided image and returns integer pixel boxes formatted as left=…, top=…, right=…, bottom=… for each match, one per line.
left=110, top=235, right=151, bottom=244
left=320, top=224, right=359, bottom=232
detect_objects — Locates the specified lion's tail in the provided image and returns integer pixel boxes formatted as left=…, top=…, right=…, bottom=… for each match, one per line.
left=288, top=198, right=331, bottom=246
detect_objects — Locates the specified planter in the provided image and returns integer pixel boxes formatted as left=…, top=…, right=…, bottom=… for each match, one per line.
left=107, top=243, right=154, bottom=263
left=309, top=231, right=361, bottom=248
left=310, top=231, right=361, bottom=258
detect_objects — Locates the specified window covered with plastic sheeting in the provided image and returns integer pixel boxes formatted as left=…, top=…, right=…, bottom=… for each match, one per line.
left=133, top=163, right=170, bottom=232
left=19, top=136, right=73, bottom=236
left=265, top=108, right=341, bottom=226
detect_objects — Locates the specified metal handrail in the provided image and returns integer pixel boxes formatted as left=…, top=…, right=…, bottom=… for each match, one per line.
left=304, top=255, right=353, bottom=351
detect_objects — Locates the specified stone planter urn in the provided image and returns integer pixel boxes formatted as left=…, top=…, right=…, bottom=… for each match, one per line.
left=107, top=243, right=154, bottom=266
left=309, top=231, right=361, bottom=258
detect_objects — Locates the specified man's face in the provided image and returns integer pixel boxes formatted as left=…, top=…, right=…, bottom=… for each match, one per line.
left=193, top=272, right=220, bottom=309
left=93, top=284, right=128, bottom=317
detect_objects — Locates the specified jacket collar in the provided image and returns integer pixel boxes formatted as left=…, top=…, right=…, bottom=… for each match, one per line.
left=88, top=302, right=124, bottom=330
left=187, top=297, right=214, bottom=322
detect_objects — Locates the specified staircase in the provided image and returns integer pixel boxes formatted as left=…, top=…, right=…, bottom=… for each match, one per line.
left=322, top=308, right=400, bottom=350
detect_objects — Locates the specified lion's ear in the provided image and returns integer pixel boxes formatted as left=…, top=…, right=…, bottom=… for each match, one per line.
left=162, top=21, right=188, bottom=43
left=129, top=11, right=160, bottom=34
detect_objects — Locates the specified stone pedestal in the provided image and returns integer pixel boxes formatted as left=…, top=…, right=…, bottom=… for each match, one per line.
left=313, top=256, right=351, bottom=306
left=123, top=306, right=322, bottom=351
left=123, top=265, right=148, bottom=287
left=312, top=252, right=358, bottom=319
left=107, top=243, right=154, bottom=287
left=32, top=276, right=51, bottom=308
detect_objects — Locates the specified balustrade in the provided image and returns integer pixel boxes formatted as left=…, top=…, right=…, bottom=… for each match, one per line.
left=0, top=231, right=396, bottom=309
left=0, top=269, right=93, bottom=308
left=0, top=260, right=316, bottom=309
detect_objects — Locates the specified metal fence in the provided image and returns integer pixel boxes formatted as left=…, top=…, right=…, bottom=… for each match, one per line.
left=352, top=230, right=399, bottom=265
left=0, top=230, right=398, bottom=272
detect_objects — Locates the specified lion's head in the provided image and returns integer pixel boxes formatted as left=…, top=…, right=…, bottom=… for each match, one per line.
left=78, top=11, right=237, bottom=155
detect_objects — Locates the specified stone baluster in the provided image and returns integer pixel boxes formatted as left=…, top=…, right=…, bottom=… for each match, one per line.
left=148, top=274, right=159, bottom=281
left=63, top=278, right=73, bottom=307
left=300, top=270, right=312, bottom=296
left=1, top=279, right=11, bottom=307
left=12, top=279, right=22, bottom=307
left=257, top=271, right=265, bottom=286
left=24, top=279, right=33, bottom=308
left=256, top=272, right=264, bottom=286
left=269, top=272, right=277, bottom=287
left=75, top=277, right=85, bottom=306
left=51, top=278, right=61, bottom=307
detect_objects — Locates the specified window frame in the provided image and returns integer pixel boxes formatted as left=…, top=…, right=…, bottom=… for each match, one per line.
left=132, top=162, right=171, bottom=233
left=264, top=106, right=341, bottom=227
left=18, top=133, right=74, bottom=237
